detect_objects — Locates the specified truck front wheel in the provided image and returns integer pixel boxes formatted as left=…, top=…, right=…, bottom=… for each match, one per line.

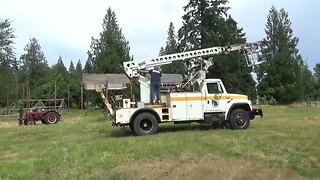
left=229, top=109, right=250, bottom=130
left=132, top=112, right=158, bottom=136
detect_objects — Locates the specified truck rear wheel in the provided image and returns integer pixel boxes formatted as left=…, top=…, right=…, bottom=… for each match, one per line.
left=229, top=109, right=250, bottom=130
left=132, top=112, right=158, bottom=136
left=43, top=111, right=60, bottom=124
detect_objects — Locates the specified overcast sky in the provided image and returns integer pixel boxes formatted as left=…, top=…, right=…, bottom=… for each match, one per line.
left=1, top=0, right=319, bottom=69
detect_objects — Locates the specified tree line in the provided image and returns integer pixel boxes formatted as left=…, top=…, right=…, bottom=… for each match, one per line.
left=1, top=0, right=319, bottom=108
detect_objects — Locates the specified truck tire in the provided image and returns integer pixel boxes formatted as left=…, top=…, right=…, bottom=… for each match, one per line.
left=229, top=109, right=250, bottom=130
left=43, top=111, right=60, bottom=124
left=129, top=123, right=134, bottom=131
left=132, top=112, right=158, bottom=136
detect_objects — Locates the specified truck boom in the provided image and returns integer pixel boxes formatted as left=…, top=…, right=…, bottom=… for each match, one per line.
left=123, top=41, right=265, bottom=103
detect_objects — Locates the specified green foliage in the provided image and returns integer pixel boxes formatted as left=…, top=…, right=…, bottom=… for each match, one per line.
left=68, top=60, right=83, bottom=108
left=32, top=56, right=68, bottom=99
left=159, top=22, right=185, bottom=74
left=0, top=19, right=17, bottom=106
left=0, top=19, right=16, bottom=69
left=68, top=60, right=75, bottom=74
left=314, top=63, right=320, bottom=100
left=257, top=7, right=310, bottom=104
left=19, top=38, right=50, bottom=98
left=87, top=7, right=131, bottom=74
left=85, top=7, right=132, bottom=106
left=178, top=0, right=255, bottom=96
left=179, top=0, right=230, bottom=49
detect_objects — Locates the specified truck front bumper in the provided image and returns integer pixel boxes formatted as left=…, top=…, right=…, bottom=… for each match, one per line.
left=250, top=108, right=263, bottom=119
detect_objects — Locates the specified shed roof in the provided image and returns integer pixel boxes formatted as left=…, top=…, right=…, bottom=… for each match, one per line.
left=82, top=73, right=183, bottom=90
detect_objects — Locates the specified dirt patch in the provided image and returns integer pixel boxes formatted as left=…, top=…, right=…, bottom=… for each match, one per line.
left=113, top=153, right=303, bottom=180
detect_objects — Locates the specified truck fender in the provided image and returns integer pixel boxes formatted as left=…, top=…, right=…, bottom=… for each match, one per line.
left=129, top=108, right=161, bottom=124
left=226, top=103, right=251, bottom=121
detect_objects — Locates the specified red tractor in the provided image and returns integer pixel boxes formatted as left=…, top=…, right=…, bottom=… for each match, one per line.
left=20, top=110, right=60, bottom=125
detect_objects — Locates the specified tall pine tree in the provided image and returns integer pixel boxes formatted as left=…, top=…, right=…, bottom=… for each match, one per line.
left=314, top=63, right=320, bottom=101
left=257, top=7, right=304, bottom=104
left=69, top=60, right=75, bottom=74
left=0, top=19, right=17, bottom=106
left=86, top=7, right=131, bottom=74
left=178, top=0, right=255, bottom=96
left=0, top=19, right=16, bottom=69
left=19, top=38, right=49, bottom=98
left=159, top=22, right=184, bottom=74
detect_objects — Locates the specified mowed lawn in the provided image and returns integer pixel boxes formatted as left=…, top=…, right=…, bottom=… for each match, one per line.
left=0, top=105, right=319, bottom=179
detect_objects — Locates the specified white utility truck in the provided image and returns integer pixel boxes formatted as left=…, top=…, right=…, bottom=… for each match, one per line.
left=96, top=42, right=265, bottom=135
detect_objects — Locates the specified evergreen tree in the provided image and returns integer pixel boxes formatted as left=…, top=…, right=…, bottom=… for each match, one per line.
left=159, top=22, right=184, bottom=74
left=314, top=63, right=320, bottom=101
left=84, top=50, right=93, bottom=73
left=0, top=19, right=16, bottom=68
left=299, top=63, right=316, bottom=102
left=314, top=63, right=320, bottom=84
left=86, top=7, right=131, bottom=74
left=178, top=0, right=255, bottom=96
left=19, top=38, right=49, bottom=98
left=75, top=60, right=83, bottom=75
left=0, top=19, right=17, bottom=106
left=33, top=56, right=68, bottom=99
left=70, top=60, right=83, bottom=108
left=69, top=60, right=75, bottom=74
left=257, top=7, right=304, bottom=104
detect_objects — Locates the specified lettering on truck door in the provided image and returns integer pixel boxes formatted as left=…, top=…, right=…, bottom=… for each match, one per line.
left=204, top=82, right=228, bottom=113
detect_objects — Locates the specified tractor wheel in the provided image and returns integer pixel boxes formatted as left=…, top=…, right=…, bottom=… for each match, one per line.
left=24, top=119, right=35, bottom=125
left=43, top=111, right=60, bottom=124
left=229, top=109, right=250, bottom=130
left=132, top=112, right=158, bottom=136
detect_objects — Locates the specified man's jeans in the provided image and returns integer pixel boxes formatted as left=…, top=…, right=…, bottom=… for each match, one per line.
left=150, top=82, right=161, bottom=103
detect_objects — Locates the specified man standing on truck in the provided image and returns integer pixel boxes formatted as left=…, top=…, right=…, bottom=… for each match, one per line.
left=149, top=66, right=161, bottom=103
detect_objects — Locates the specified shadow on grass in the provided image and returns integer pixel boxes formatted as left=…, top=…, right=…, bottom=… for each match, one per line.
left=106, top=123, right=229, bottom=138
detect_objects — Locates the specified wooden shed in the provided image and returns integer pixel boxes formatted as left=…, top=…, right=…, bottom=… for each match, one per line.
left=82, top=73, right=183, bottom=90
left=80, top=73, right=183, bottom=109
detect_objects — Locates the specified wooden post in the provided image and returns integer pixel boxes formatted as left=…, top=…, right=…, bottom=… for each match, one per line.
left=22, top=83, right=25, bottom=109
left=16, top=74, right=19, bottom=100
left=81, top=83, right=84, bottom=110
left=54, top=81, right=57, bottom=111
left=67, top=85, right=70, bottom=110
left=26, top=81, right=29, bottom=110
left=28, top=87, right=31, bottom=110
left=6, top=86, right=9, bottom=115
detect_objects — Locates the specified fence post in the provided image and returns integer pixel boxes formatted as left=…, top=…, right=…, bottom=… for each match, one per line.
left=81, top=83, right=84, bottom=110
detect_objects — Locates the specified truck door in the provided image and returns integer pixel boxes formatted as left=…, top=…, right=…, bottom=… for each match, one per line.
left=204, top=82, right=227, bottom=113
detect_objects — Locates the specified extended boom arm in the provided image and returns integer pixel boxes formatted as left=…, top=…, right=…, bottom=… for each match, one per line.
left=123, top=41, right=265, bottom=103
left=123, top=41, right=265, bottom=79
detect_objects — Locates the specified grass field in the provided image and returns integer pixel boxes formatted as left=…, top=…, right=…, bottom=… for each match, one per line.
left=0, top=105, right=319, bottom=179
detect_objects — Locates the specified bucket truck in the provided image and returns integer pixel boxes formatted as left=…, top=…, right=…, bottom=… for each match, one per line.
left=97, top=42, right=265, bottom=135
